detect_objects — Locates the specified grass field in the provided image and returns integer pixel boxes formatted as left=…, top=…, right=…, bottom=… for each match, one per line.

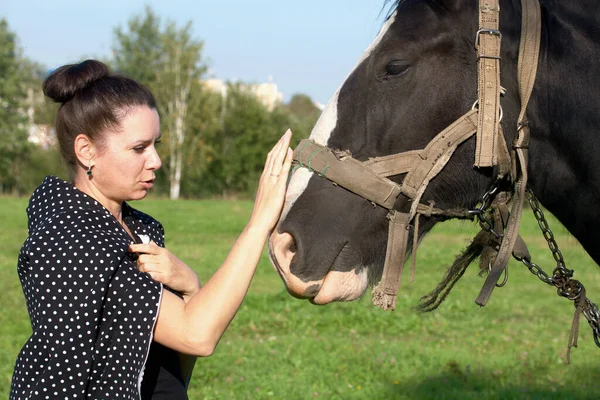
left=2, top=196, right=600, bottom=399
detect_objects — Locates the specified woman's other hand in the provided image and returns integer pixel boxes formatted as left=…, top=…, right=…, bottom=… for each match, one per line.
left=128, top=241, right=201, bottom=302
left=249, top=129, right=293, bottom=233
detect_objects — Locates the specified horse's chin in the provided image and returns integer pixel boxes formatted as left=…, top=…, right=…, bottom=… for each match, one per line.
left=269, top=231, right=370, bottom=303
left=308, top=268, right=370, bottom=305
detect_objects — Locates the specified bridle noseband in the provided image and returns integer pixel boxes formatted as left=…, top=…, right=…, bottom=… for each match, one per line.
left=291, top=0, right=541, bottom=311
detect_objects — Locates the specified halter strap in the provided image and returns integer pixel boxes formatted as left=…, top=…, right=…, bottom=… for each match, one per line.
left=293, top=140, right=402, bottom=210
left=294, top=138, right=475, bottom=216
left=475, top=0, right=541, bottom=306
left=372, top=211, right=411, bottom=310
left=293, top=108, right=478, bottom=214
left=403, top=110, right=478, bottom=219
left=475, top=0, right=504, bottom=168
left=291, top=0, right=542, bottom=311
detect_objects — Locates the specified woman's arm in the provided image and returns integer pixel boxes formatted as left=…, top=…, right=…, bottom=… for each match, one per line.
left=132, top=129, right=293, bottom=356
left=153, top=221, right=272, bottom=355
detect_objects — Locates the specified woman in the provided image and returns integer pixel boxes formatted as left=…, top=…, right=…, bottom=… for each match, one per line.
left=10, top=59, right=293, bottom=399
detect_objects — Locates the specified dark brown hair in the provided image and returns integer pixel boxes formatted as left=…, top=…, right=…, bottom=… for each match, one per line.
left=43, top=59, right=157, bottom=175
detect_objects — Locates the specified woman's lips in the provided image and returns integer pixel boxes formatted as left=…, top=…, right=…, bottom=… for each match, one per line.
left=141, top=180, right=154, bottom=189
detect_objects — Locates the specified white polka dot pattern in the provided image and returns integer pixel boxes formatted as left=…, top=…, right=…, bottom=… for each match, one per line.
left=10, top=176, right=164, bottom=400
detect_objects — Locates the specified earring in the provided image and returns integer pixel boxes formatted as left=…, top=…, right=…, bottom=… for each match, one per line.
left=87, top=164, right=93, bottom=177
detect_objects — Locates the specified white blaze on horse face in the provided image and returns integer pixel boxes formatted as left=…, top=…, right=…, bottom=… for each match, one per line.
left=311, top=11, right=397, bottom=146
left=280, top=168, right=311, bottom=222
left=272, top=12, right=397, bottom=303
left=282, top=12, right=398, bottom=220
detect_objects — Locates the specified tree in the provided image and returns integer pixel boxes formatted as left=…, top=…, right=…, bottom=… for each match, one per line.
left=283, top=93, right=321, bottom=142
left=113, top=7, right=209, bottom=199
left=0, top=19, right=30, bottom=194
left=178, top=80, right=223, bottom=197
left=205, top=84, right=292, bottom=195
left=112, top=7, right=162, bottom=88
left=285, top=93, right=321, bottom=121
left=158, top=21, right=207, bottom=199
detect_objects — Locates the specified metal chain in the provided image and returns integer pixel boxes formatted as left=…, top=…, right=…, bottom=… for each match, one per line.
left=469, top=185, right=600, bottom=347
left=469, top=182, right=503, bottom=239
left=519, top=189, right=600, bottom=347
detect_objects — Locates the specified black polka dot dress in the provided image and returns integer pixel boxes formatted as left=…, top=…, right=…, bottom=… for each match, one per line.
left=10, top=176, right=165, bottom=399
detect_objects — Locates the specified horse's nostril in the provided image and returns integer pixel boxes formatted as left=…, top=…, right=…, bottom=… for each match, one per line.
left=270, top=231, right=297, bottom=267
left=287, top=236, right=298, bottom=254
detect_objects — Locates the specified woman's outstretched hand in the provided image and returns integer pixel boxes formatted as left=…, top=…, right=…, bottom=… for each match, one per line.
left=249, top=129, right=293, bottom=233
left=148, top=129, right=293, bottom=356
left=128, top=241, right=201, bottom=302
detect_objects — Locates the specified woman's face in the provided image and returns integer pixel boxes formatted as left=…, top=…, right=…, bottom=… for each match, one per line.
left=92, top=106, right=162, bottom=203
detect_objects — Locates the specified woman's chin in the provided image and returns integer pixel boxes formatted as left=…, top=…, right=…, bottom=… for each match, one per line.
left=129, top=189, right=151, bottom=201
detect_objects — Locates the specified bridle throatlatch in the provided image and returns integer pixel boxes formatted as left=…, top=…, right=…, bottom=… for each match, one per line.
left=292, top=0, right=541, bottom=311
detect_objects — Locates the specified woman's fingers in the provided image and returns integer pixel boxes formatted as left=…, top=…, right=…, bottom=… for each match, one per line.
left=270, top=129, right=292, bottom=178
left=138, top=262, right=163, bottom=273
left=129, top=242, right=162, bottom=255
left=277, top=147, right=294, bottom=183
left=146, top=271, right=165, bottom=282
left=264, top=129, right=291, bottom=178
left=262, top=138, right=280, bottom=178
left=137, top=253, right=167, bottom=264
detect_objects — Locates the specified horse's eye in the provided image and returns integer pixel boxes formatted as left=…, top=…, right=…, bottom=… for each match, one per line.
left=384, top=61, right=410, bottom=78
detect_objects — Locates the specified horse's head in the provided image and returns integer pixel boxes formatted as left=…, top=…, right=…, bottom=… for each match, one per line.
left=269, top=0, right=522, bottom=305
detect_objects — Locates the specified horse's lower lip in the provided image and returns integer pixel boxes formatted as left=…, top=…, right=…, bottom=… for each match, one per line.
left=304, top=243, right=352, bottom=304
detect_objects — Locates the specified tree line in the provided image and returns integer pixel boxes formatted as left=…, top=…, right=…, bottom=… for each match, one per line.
left=0, top=6, right=321, bottom=199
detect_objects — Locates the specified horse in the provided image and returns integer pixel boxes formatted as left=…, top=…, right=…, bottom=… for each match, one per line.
left=268, top=0, right=600, bottom=330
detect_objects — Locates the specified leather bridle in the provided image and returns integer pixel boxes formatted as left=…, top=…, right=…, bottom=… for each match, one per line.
left=291, top=0, right=541, bottom=311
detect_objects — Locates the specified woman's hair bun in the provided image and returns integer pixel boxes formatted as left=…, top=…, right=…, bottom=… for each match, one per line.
left=43, top=59, right=110, bottom=104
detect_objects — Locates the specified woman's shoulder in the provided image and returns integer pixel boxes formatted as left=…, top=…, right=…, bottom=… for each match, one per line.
left=31, top=204, right=118, bottom=238
left=27, top=176, right=115, bottom=235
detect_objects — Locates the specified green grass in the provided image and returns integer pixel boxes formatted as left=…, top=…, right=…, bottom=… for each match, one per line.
left=2, top=196, right=600, bottom=399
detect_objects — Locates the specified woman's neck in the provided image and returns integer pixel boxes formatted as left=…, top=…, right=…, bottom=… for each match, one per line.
left=73, top=175, right=123, bottom=223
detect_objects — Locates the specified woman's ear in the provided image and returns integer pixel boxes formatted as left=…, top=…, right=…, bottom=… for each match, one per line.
left=74, top=134, right=95, bottom=168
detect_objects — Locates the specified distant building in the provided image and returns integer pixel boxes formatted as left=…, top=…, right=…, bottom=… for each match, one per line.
left=203, top=78, right=228, bottom=98
left=202, top=77, right=284, bottom=112
left=25, top=87, right=57, bottom=149
left=28, top=124, right=56, bottom=149
left=314, top=101, right=326, bottom=111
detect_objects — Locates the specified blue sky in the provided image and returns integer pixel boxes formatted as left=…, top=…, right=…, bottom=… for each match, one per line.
left=2, top=0, right=391, bottom=105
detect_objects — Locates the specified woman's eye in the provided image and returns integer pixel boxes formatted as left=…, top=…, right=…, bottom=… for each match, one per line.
left=383, top=61, right=410, bottom=78
left=134, top=146, right=145, bottom=153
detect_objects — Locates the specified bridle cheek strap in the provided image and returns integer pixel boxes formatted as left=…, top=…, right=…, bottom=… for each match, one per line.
left=475, top=0, right=541, bottom=306
left=475, top=0, right=502, bottom=168
left=476, top=128, right=529, bottom=306
left=402, top=110, right=478, bottom=218
left=372, top=211, right=411, bottom=311
left=293, top=112, right=479, bottom=311
left=291, top=0, right=541, bottom=311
